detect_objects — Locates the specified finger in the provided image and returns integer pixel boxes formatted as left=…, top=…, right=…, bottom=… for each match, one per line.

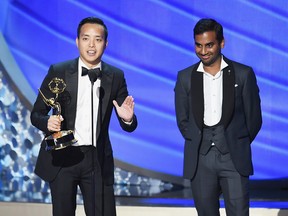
left=113, top=100, right=119, bottom=108
left=59, top=115, right=64, bottom=121
left=125, top=96, right=134, bottom=106
left=51, top=116, right=61, bottom=124
left=129, top=97, right=135, bottom=108
left=48, top=116, right=62, bottom=131
left=48, top=121, right=59, bottom=130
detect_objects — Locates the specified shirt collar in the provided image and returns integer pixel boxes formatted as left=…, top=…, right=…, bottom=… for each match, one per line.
left=197, top=55, right=228, bottom=73
left=78, top=57, right=102, bottom=70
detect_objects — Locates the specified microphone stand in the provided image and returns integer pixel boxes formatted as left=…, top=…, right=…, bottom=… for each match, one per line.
left=88, top=69, right=101, bottom=216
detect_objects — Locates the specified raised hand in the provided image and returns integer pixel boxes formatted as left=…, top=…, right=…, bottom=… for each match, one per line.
left=113, top=96, right=134, bottom=123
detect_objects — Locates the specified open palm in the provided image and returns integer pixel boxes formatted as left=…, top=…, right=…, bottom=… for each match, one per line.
left=113, top=96, right=134, bottom=122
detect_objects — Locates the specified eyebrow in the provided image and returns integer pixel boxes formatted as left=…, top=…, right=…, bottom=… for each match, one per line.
left=81, top=34, right=103, bottom=38
left=195, top=42, right=214, bottom=46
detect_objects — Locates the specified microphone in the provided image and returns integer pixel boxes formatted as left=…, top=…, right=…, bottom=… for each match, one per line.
left=88, top=68, right=101, bottom=84
left=87, top=67, right=101, bottom=216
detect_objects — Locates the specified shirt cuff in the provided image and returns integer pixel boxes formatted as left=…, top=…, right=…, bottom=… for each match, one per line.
left=121, top=118, right=133, bottom=125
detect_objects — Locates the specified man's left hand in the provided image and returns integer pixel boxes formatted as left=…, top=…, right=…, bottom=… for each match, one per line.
left=113, top=96, right=134, bottom=123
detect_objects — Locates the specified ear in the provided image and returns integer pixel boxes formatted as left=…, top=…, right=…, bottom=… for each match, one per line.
left=105, top=40, right=108, bottom=49
left=221, top=38, right=225, bottom=49
left=76, top=38, right=79, bottom=48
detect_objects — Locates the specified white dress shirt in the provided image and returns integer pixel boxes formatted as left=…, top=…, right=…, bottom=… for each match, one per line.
left=73, top=58, right=101, bottom=146
left=197, top=56, right=228, bottom=126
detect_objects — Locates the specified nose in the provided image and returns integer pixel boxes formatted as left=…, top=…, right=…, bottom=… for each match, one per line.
left=89, top=40, right=95, bottom=48
left=200, top=46, right=207, bottom=55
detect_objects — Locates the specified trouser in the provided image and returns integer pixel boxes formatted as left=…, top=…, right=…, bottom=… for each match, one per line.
left=49, top=146, right=116, bottom=216
left=191, top=147, right=249, bottom=216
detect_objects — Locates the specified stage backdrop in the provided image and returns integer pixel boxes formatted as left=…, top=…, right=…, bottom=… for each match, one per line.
left=0, top=0, right=288, bottom=181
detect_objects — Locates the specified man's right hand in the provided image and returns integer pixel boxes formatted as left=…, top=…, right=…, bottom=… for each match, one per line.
left=47, top=115, right=64, bottom=132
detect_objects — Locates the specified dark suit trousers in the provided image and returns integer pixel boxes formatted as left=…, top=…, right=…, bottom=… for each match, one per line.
left=191, top=147, right=249, bottom=216
left=49, top=146, right=116, bottom=216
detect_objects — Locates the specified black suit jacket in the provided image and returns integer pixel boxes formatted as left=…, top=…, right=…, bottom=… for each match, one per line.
left=31, top=58, right=137, bottom=184
left=174, top=56, right=262, bottom=179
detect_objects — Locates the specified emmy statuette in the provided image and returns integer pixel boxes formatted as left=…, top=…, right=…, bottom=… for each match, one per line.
left=38, top=77, right=77, bottom=151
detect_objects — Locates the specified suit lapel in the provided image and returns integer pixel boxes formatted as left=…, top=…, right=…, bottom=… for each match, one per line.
left=65, top=58, right=79, bottom=130
left=191, top=63, right=204, bottom=130
left=221, top=58, right=235, bottom=128
left=96, top=61, right=113, bottom=139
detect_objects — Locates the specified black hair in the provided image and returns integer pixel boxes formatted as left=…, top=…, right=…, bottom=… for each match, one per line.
left=77, top=17, right=108, bottom=40
left=193, top=18, right=224, bottom=44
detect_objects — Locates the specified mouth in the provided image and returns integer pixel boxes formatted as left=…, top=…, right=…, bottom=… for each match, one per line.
left=200, top=55, right=210, bottom=60
left=87, top=50, right=96, bottom=56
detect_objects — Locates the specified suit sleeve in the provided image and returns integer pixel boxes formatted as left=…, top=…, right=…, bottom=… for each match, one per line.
left=242, top=68, right=262, bottom=142
left=30, top=65, right=56, bottom=134
left=174, top=71, right=192, bottom=140
left=114, top=72, right=137, bottom=132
